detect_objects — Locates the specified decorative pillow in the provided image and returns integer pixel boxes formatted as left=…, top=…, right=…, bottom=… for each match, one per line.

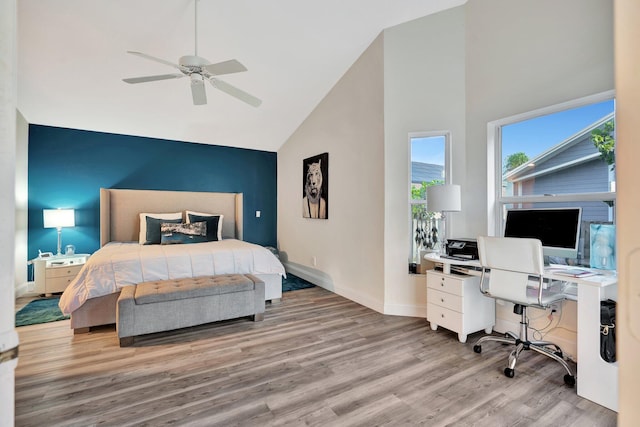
left=160, top=221, right=207, bottom=245
left=186, top=210, right=224, bottom=241
left=138, top=212, right=182, bottom=244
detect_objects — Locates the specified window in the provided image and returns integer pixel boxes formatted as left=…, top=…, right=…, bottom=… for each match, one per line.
left=489, top=91, right=615, bottom=265
left=409, top=132, right=451, bottom=269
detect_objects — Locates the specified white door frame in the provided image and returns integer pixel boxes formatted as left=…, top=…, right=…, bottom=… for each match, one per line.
left=0, top=0, right=19, bottom=425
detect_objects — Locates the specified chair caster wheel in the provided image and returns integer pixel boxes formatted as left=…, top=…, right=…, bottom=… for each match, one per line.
left=564, top=374, right=576, bottom=387
left=473, top=345, right=482, bottom=353
left=504, top=368, right=515, bottom=378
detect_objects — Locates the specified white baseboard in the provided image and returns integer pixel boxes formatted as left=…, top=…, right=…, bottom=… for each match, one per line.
left=14, top=281, right=35, bottom=298
left=283, top=263, right=332, bottom=289
left=283, top=262, right=385, bottom=314
left=383, top=303, right=425, bottom=318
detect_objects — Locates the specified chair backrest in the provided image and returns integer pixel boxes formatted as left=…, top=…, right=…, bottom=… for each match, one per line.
left=477, top=236, right=545, bottom=305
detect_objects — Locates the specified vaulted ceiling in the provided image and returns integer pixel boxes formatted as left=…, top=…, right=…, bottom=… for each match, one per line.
left=18, top=0, right=465, bottom=152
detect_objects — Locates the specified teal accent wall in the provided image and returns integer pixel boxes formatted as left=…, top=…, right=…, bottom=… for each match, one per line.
left=28, top=125, right=277, bottom=260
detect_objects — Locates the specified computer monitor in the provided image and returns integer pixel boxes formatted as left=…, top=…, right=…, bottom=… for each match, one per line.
left=503, top=207, right=582, bottom=259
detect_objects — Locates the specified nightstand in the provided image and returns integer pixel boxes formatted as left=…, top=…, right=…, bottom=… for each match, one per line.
left=32, top=254, right=90, bottom=295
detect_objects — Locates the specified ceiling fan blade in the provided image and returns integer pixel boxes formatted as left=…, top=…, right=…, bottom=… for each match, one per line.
left=122, top=73, right=185, bottom=84
left=203, top=59, right=247, bottom=76
left=191, top=76, right=207, bottom=105
left=209, top=78, right=262, bottom=107
left=126, top=51, right=183, bottom=71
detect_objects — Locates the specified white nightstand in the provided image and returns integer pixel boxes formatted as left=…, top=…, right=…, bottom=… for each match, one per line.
left=426, top=269, right=495, bottom=343
left=32, top=254, right=90, bottom=295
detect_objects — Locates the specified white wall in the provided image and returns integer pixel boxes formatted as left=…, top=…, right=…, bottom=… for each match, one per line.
left=463, top=0, right=614, bottom=357
left=277, top=0, right=614, bottom=331
left=383, top=7, right=466, bottom=316
left=463, top=0, right=614, bottom=237
left=277, top=34, right=386, bottom=311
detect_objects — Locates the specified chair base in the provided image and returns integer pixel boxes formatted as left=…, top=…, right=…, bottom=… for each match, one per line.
left=472, top=306, right=576, bottom=387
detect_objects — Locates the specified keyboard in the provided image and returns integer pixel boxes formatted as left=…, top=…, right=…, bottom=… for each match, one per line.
left=439, top=254, right=476, bottom=261
left=545, top=265, right=599, bottom=278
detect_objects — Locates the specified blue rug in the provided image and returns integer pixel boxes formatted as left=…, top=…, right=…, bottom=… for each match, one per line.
left=15, top=275, right=314, bottom=327
left=15, top=297, right=69, bottom=327
left=282, top=273, right=315, bottom=292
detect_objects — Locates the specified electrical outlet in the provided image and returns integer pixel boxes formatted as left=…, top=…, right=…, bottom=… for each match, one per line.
left=550, top=302, right=561, bottom=312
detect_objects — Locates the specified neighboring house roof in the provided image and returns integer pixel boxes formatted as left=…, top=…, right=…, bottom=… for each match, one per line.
left=412, top=162, right=444, bottom=184
left=504, top=112, right=614, bottom=183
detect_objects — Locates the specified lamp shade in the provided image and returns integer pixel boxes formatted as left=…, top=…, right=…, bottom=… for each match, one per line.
left=43, top=209, right=75, bottom=228
left=426, top=185, right=461, bottom=212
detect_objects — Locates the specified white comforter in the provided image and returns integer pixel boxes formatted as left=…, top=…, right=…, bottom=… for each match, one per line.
left=59, top=239, right=285, bottom=315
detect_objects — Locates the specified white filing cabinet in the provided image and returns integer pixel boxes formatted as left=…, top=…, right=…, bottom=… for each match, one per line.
left=426, top=269, right=495, bottom=343
left=33, top=254, right=89, bottom=294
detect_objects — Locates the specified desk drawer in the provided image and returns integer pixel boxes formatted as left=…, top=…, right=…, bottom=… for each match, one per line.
left=428, top=288, right=463, bottom=312
left=427, top=272, right=463, bottom=296
left=427, top=303, right=462, bottom=332
left=46, top=264, right=82, bottom=279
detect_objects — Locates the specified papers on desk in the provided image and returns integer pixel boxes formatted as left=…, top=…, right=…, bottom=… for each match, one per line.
left=546, top=265, right=599, bottom=278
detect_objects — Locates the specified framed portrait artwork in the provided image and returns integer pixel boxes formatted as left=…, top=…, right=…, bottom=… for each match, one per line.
left=302, top=153, right=329, bottom=219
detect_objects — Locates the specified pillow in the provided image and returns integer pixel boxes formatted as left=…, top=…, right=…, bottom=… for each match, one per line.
left=186, top=210, right=224, bottom=241
left=160, top=221, right=208, bottom=245
left=139, top=212, right=182, bottom=245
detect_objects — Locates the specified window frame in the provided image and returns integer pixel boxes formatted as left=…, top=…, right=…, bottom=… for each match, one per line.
left=487, top=90, right=616, bottom=237
left=408, top=131, right=452, bottom=263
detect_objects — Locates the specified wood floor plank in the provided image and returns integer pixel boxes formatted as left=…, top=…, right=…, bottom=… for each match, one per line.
left=15, top=287, right=616, bottom=426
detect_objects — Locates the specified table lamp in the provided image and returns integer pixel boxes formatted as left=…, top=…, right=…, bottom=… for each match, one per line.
left=43, top=208, right=75, bottom=255
left=426, top=184, right=461, bottom=253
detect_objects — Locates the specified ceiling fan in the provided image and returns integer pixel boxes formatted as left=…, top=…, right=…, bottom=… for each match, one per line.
left=122, top=0, right=261, bottom=107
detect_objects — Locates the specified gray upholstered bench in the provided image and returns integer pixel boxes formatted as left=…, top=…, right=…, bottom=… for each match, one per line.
left=116, top=274, right=265, bottom=347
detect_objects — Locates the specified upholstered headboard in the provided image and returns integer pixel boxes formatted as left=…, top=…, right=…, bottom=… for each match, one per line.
left=100, top=188, right=243, bottom=246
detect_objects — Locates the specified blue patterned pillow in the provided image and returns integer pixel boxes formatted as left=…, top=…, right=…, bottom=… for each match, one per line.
left=160, top=221, right=207, bottom=245
left=144, top=217, right=182, bottom=245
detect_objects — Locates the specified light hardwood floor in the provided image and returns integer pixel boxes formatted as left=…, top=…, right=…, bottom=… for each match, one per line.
left=15, top=287, right=616, bottom=426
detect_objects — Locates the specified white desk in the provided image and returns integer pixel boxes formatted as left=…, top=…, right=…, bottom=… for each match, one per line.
left=425, top=253, right=618, bottom=412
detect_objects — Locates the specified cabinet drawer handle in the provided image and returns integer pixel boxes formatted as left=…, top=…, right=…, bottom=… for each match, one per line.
left=441, top=298, right=445, bottom=303
left=441, top=314, right=445, bottom=318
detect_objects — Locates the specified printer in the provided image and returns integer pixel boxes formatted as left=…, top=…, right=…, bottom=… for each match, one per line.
left=445, top=238, right=479, bottom=260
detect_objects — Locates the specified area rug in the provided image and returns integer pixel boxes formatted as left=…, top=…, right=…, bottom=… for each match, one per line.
left=282, top=273, right=315, bottom=292
left=15, top=275, right=314, bottom=327
left=15, top=297, right=69, bottom=327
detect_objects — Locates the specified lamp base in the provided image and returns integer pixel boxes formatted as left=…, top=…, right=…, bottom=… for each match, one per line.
left=56, top=227, right=63, bottom=256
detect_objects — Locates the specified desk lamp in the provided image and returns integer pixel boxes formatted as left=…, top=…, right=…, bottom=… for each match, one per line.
left=43, top=208, right=75, bottom=255
left=426, top=184, right=461, bottom=253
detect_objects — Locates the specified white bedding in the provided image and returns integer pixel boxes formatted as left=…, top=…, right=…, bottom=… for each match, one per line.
left=59, top=239, right=285, bottom=315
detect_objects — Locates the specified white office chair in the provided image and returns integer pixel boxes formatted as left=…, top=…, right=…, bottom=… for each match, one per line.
left=472, top=236, right=576, bottom=387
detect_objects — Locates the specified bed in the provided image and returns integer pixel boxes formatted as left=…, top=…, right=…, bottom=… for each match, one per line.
left=59, top=188, right=284, bottom=333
